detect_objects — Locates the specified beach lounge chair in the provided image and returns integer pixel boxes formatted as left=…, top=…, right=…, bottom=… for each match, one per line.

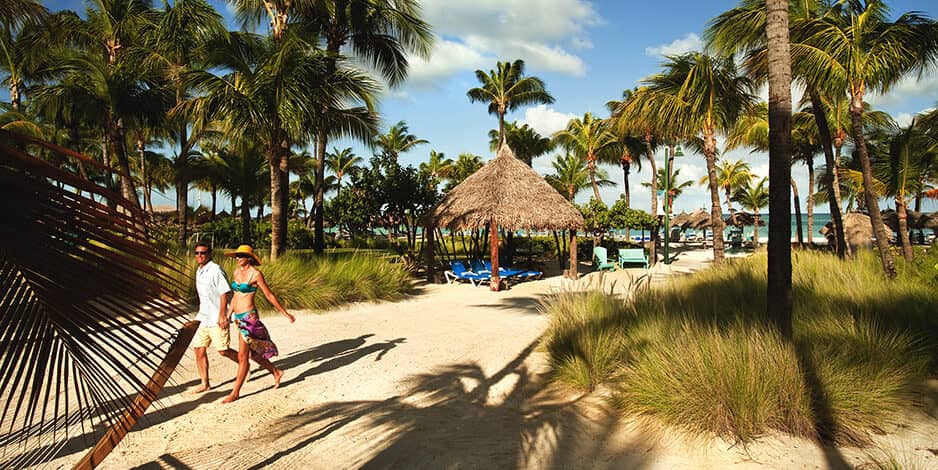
left=444, top=261, right=490, bottom=286
left=482, top=260, right=542, bottom=281
left=618, top=248, right=649, bottom=268
left=477, top=260, right=527, bottom=278
left=593, top=246, right=616, bottom=271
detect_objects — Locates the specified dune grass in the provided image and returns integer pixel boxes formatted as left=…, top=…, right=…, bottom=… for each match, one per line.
left=176, top=251, right=413, bottom=314
left=540, top=249, right=938, bottom=445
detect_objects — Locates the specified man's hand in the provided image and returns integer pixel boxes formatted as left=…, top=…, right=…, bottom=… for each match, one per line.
left=217, top=316, right=228, bottom=328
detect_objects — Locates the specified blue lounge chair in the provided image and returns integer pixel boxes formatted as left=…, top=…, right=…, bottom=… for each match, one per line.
left=444, top=261, right=490, bottom=286
left=593, top=246, right=616, bottom=271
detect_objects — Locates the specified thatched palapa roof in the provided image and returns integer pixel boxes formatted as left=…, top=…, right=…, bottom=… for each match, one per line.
left=821, top=212, right=873, bottom=248
left=880, top=209, right=938, bottom=231
left=671, top=209, right=711, bottom=231
left=424, top=145, right=584, bottom=230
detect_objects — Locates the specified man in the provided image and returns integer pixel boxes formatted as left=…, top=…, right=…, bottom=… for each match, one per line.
left=192, top=241, right=238, bottom=393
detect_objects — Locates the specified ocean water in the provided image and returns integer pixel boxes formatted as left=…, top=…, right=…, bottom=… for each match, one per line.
left=671, top=213, right=834, bottom=243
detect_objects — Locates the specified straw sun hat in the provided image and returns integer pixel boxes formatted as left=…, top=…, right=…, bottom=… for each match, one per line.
left=225, top=244, right=262, bottom=265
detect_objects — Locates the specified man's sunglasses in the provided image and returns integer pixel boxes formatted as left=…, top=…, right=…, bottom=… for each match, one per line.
left=194, top=251, right=209, bottom=255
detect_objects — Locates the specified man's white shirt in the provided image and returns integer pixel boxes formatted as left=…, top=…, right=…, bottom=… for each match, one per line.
left=195, top=260, right=231, bottom=326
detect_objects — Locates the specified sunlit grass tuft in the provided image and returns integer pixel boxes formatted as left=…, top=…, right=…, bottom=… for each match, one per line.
left=541, top=250, right=938, bottom=445
left=174, top=251, right=412, bottom=314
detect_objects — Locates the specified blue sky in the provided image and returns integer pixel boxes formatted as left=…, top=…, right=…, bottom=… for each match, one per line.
left=36, top=1, right=938, bottom=213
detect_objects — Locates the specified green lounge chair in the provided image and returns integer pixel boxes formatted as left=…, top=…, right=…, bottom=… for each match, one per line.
left=618, top=247, right=649, bottom=268
left=593, top=246, right=616, bottom=271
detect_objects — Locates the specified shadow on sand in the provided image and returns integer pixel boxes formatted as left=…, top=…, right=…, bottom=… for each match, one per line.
left=133, top=340, right=662, bottom=469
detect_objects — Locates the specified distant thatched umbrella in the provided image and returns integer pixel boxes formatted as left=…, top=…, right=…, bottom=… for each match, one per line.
left=671, top=210, right=711, bottom=231
left=881, top=208, right=931, bottom=231
left=424, top=145, right=585, bottom=290
left=724, top=211, right=764, bottom=227
left=822, top=212, right=873, bottom=249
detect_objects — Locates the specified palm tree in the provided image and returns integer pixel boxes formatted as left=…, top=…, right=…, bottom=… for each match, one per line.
left=703, top=159, right=753, bottom=214
left=872, top=119, right=929, bottom=261
left=146, top=0, right=227, bottom=245
left=707, top=0, right=850, bottom=259
left=487, top=121, right=551, bottom=166
left=445, top=153, right=483, bottom=192
left=645, top=166, right=694, bottom=210
left=765, top=0, right=794, bottom=337
left=301, top=0, right=432, bottom=255
left=0, top=0, right=48, bottom=112
left=467, top=59, right=554, bottom=145
left=552, top=112, right=618, bottom=203
left=419, top=150, right=454, bottom=190
left=605, top=89, right=646, bottom=207
left=627, top=52, right=756, bottom=264
left=732, top=177, right=770, bottom=248
left=797, top=1, right=938, bottom=278
left=325, top=146, right=362, bottom=196
left=184, top=31, right=377, bottom=259
left=545, top=152, right=614, bottom=201
left=374, top=120, right=428, bottom=161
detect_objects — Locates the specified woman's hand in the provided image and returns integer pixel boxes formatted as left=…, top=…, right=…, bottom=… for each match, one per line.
left=284, top=312, right=295, bottom=323
left=217, top=315, right=228, bottom=328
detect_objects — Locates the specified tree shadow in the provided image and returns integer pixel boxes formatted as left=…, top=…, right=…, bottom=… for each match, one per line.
left=146, top=339, right=660, bottom=469
left=278, top=336, right=406, bottom=389
left=468, top=294, right=549, bottom=311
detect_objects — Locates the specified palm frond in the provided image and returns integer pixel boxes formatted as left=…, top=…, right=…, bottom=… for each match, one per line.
left=0, top=130, right=191, bottom=467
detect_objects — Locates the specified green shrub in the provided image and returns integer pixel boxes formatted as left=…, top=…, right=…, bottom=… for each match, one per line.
left=540, top=250, right=938, bottom=445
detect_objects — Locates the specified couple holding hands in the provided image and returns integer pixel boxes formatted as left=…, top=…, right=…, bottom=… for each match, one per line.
left=192, top=243, right=295, bottom=403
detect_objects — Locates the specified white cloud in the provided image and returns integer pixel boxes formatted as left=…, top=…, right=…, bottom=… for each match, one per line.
left=645, top=33, right=703, bottom=57
left=401, top=0, right=600, bottom=87
left=894, top=112, right=916, bottom=128
left=519, top=105, right=577, bottom=137
left=867, top=69, right=938, bottom=110
left=406, top=39, right=490, bottom=88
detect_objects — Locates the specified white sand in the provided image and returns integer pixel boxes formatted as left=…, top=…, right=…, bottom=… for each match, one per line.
left=43, top=249, right=938, bottom=469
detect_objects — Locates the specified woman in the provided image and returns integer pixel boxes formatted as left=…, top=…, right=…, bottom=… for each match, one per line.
left=222, top=244, right=295, bottom=403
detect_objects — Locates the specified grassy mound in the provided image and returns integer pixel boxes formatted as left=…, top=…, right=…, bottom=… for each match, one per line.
left=177, top=251, right=413, bottom=314
left=541, top=250, right=937, bottom=445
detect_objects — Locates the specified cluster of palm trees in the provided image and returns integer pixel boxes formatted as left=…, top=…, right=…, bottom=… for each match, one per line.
left=2, top=0, right=431, bottom=260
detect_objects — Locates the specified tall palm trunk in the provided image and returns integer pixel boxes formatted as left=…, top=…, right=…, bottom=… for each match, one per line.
left=791, top=178, right=804, bottom=246
left=241, top=197, right=252, bottom=245
left=137, top=138, right=153, bottom=214
left=766, top=0, right=793, bottom=338
left=587, top=155, right=602, bottom=202
left=703, top=133, right=725, bottom=264
left=808, top=89, right=846, bottom=257
left=643, top=132, right=658, bottom=266
left=896, top=196, right=913, bottom=261
left=269, top=140, right=290, bottom=260
left=849, top=89, right=896, bottom=278
left=106, top=114, right=139, bottom=209
left=806, top=156, right=815, bottom=245
left=621, top=158, right=631, bottom=207
left=10, top=78, right=21, bottom=112
left=724, top=188, right=735, bottom=213
left=314, top=131, right=328, bottom=254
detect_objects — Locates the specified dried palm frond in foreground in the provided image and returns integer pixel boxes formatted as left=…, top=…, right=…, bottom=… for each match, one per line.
left=0, top=130, right=192, bottom=468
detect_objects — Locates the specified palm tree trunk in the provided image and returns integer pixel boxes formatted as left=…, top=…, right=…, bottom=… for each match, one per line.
left=753, top=215, right=760, bottom=249
left=808, top=89, right=846, bottom=257
left=107, top=115, right=139, bottom=209
left=725, top=188, right=735, bottom=213
left=621, top=160, right=631, bottom=207
left=896, top=196, right=913, bottom=261
left=791, top=178, right=804, bottom=247
left=849, top=92, right=896, bottom=278
left=704, top=148, right=726, bottom=264
left=588, top=157, right=602, bottom=202
left=269, top=141, right=290, bottom=260
left=766, top=0, right=793, bottom=338
left=644, top=135, right=658, bottom=266
left=241, top=198, right=252, bottom=245
left=175, top=178, right=187, bottom=246
left=832, top=142, right=852, bottom=257
left=489, top=218, right=501, bottom=292
left=137, top=139, right=154, bottom=215
left=806, top=156, right=815, bottom=246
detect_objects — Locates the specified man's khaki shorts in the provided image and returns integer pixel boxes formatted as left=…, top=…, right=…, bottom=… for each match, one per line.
left=192, top=325, right=231, bottom=350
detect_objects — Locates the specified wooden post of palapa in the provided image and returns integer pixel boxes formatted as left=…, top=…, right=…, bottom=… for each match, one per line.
left=424, top=223, right=436, bottom=283
left=568, top=229, right=578, bottom=279
left=489, top=218, right=501, bottom=291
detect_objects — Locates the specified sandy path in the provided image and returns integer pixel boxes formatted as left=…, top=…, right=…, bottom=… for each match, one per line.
left=41, top=249, right=938, bottom=469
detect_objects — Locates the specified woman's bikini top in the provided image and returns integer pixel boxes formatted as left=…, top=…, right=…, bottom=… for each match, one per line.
left=231, top=271, right=257, bottom=294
